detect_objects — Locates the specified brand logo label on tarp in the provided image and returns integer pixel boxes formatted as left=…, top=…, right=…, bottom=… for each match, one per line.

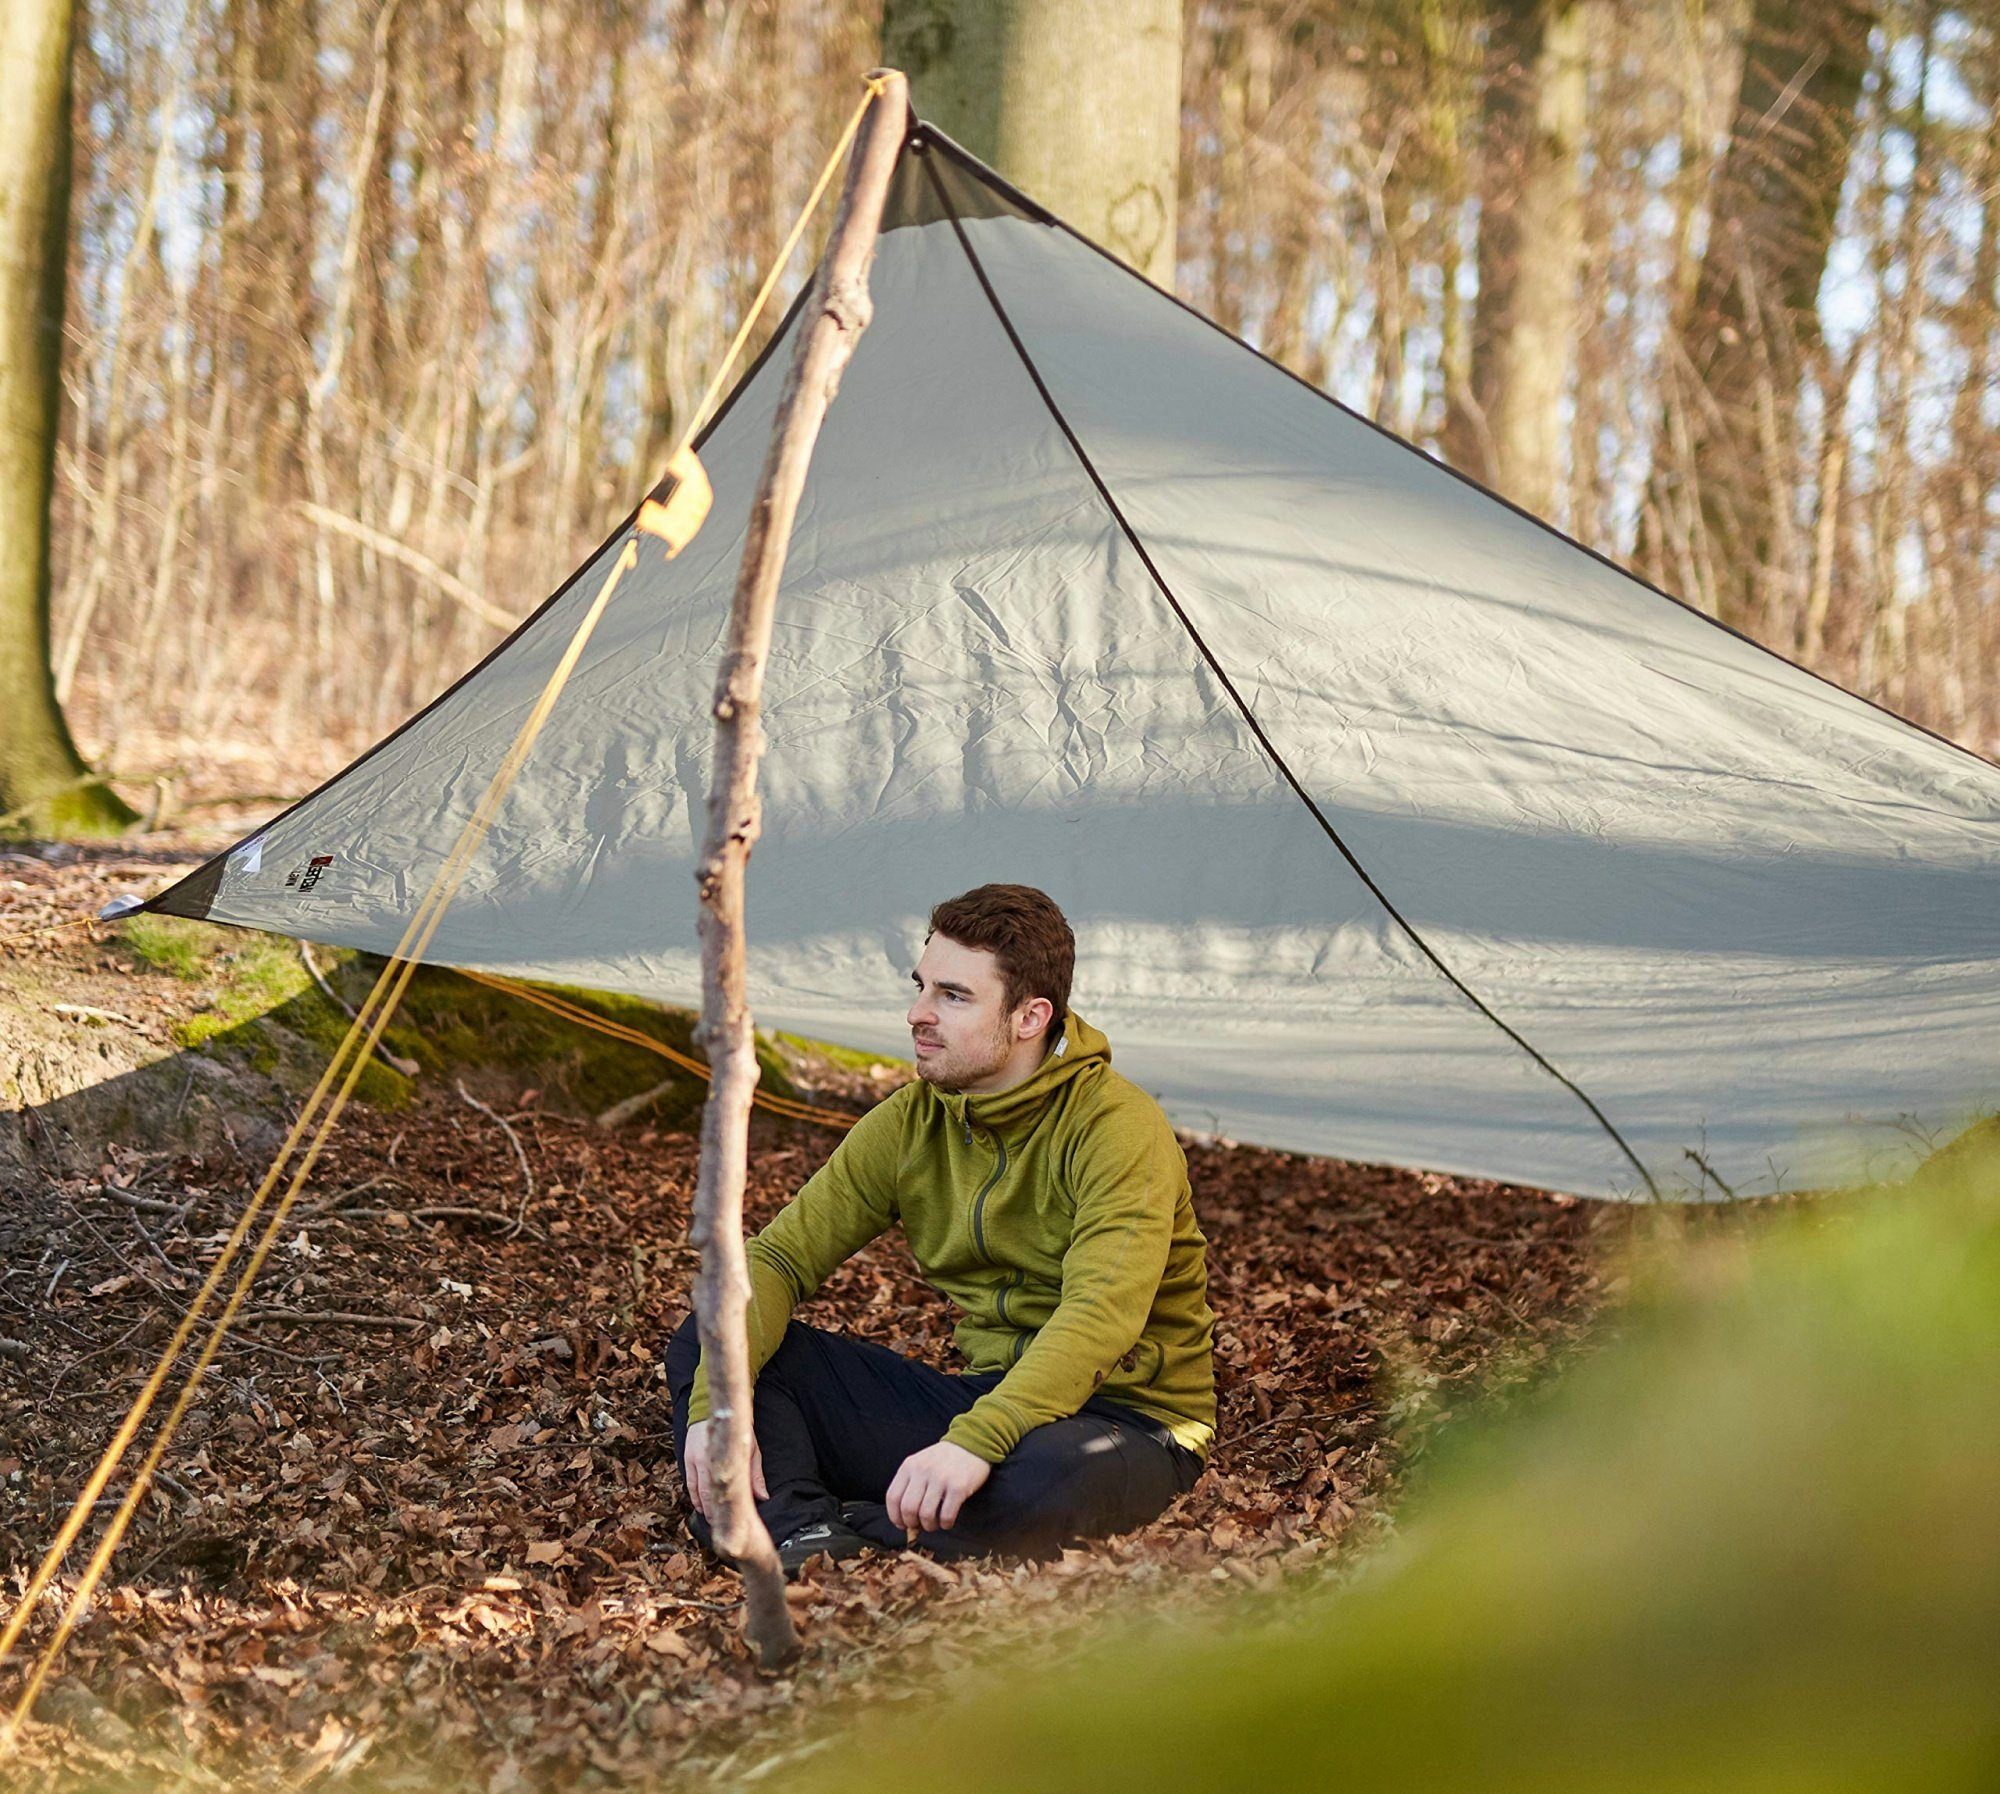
left=286, top=855, right=334, bottom=893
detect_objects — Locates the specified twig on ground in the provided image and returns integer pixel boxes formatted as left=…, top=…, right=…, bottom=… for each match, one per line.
left=1682, top=1146, right=1740, bottom=1200
left=596, top=1075, right=680, bottom=1132
left=222, top=1337, right=343, bottom=1368
left=326, top=1203, right=544, bottom=1239
left=419, top=1204, right=538, bottom=1233
left=1470, top=1277, right=1539, bottom=1332
left=298, top=939, right=352, bottom=1016
left=237, top=1309, right=425, bottom=1332
left=52, top=1004, right=139, bottom=1028
left=455, top=1079, right=535, bottom=1236
left=410, top=1205, right=519, bottom=1227
left=302, top=1174, right=403, bottom=1217
left=92, top=1188, right=185, bottom=1217
left=1225, top=1408, right=1349, bottom=1447
left=125, top=1215, right=186, bottom=1279
left=302, top=942, right=421, bottom=1077
left=41, top=1314, right=156, bottom=1404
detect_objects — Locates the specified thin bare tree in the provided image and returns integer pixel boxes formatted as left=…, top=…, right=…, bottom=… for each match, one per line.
left=689, top=71, right=908, bottom=1668
left=1450, top=0, right=1593, bottom=519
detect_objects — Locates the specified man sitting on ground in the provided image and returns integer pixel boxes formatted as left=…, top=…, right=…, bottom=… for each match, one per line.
left=666, top=883, right=1216, bottom=1571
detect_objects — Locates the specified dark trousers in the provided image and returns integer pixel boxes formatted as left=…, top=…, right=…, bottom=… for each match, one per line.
left=665, top=1316, right=1203, bottom=1562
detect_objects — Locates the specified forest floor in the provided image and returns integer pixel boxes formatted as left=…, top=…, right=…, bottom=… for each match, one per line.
left=1, top=841, right=1700, bottom=1792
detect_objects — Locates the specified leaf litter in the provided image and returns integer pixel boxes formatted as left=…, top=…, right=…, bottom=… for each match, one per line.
left=0, top=845, right=1701, bottom=1791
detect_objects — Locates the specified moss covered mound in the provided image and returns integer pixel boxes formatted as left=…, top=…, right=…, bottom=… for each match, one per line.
left=116, top=913, right=801, bottom=1131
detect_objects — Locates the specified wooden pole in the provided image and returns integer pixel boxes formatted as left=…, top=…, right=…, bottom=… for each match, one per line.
left=690, top=69, right=907, bottom=1671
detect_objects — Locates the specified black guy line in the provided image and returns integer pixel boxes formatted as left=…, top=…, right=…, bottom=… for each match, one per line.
left=920, top=144, right=1665, bottom=1201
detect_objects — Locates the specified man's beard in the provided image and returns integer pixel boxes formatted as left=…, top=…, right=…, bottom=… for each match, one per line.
left=913, top=1013, right=1015, bottom=1092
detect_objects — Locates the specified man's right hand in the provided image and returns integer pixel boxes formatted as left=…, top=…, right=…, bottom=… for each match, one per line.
left=681, top=1418, right=769, bottom=1521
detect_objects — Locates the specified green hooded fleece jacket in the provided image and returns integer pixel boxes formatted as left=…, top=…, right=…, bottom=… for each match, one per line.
left=686, top=1013, right=1216, bottom=1464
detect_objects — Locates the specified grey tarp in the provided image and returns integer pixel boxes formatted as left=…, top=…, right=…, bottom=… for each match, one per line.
left=144, top=127, right=2000, bottom=1200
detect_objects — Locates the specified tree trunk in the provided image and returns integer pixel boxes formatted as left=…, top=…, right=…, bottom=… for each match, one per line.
left=251, top=0, right=321, bottom=502
left=1449, top=0, right=1591, bottom=520
left=1942, top=20, right=1996, bottom=746
left=1657, top=0, right=1876, bottom=624
left=1419, top=0, right=1480, bottom=462
left=883, top=0, right=1183, bottom=287
left=0, top=0, right=133, bottom=834
left=689, top=71, right=907, bottom=1671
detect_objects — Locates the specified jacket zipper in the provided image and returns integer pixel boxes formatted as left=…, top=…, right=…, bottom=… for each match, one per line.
left=969, top=1128, right=1007, bottom=1262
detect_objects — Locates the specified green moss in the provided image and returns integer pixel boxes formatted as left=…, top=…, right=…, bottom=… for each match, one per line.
left=0, top=777, right=139, bottom=840
left=169, top=1012, right=232, bottom=1052
left=190, top=939, right=309, bottom=1030
left=138, top=928, right=412, bottom=1108
left=118, top=913, right=220, bottom=980
left=171, top=1010, right=282, bottom=1077
left=118, top=916, right=810, bottom=1132
left=774, top=1029, right=909, bottom=1075
left=225, top=934, right=317, bottom=1010
left=387, top=965, right=798, bottom=1129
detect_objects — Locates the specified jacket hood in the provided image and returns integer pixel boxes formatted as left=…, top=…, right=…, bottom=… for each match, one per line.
left=930, top=1012, right=1111, bottom=1134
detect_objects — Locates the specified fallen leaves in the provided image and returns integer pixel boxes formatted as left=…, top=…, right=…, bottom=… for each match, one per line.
left=1, top=1089, right=1646, bottom=1792
left=0, top=847, right=1689, bottom=1793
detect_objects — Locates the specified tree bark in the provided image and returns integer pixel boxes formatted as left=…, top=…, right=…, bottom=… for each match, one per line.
left=689, top=70, right=907, bottom=1672
left=0, top=0, right=133, bottom=835
left=883, top=0, right=1182, bottom=286
left=1448, top=0, right=1591, bottom=519
left=1656, top=0, right=1876, bottom=624
left=250, top=0, right=321, bottom=504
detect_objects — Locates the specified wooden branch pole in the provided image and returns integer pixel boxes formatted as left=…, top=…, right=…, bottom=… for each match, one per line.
left=690, top=70, right=907, bottom=1671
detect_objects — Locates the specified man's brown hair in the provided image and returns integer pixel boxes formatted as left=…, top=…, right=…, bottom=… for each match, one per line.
left=927, top=884, right=1075, bottom=1030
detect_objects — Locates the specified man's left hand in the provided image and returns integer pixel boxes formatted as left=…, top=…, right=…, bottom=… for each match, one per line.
left=886, top=1440, right=991, bottom=1535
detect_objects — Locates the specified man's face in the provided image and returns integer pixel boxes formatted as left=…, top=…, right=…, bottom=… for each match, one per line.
left=906, top=935, right=1020, bottom=1093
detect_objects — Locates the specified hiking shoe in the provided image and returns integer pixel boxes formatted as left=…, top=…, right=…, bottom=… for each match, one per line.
left=773, top=1518, right=873, bottom=1576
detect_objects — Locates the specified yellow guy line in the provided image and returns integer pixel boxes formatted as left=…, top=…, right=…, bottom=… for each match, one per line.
left=0, top=914, right=96, bottom=951
left=0, top=71, right=892, bottom=1734
left=5, top=536, right=640, bottom=1733
left=456, top=966, right=859, bottom=1131
left=673, top=72, right=891, bottom=454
